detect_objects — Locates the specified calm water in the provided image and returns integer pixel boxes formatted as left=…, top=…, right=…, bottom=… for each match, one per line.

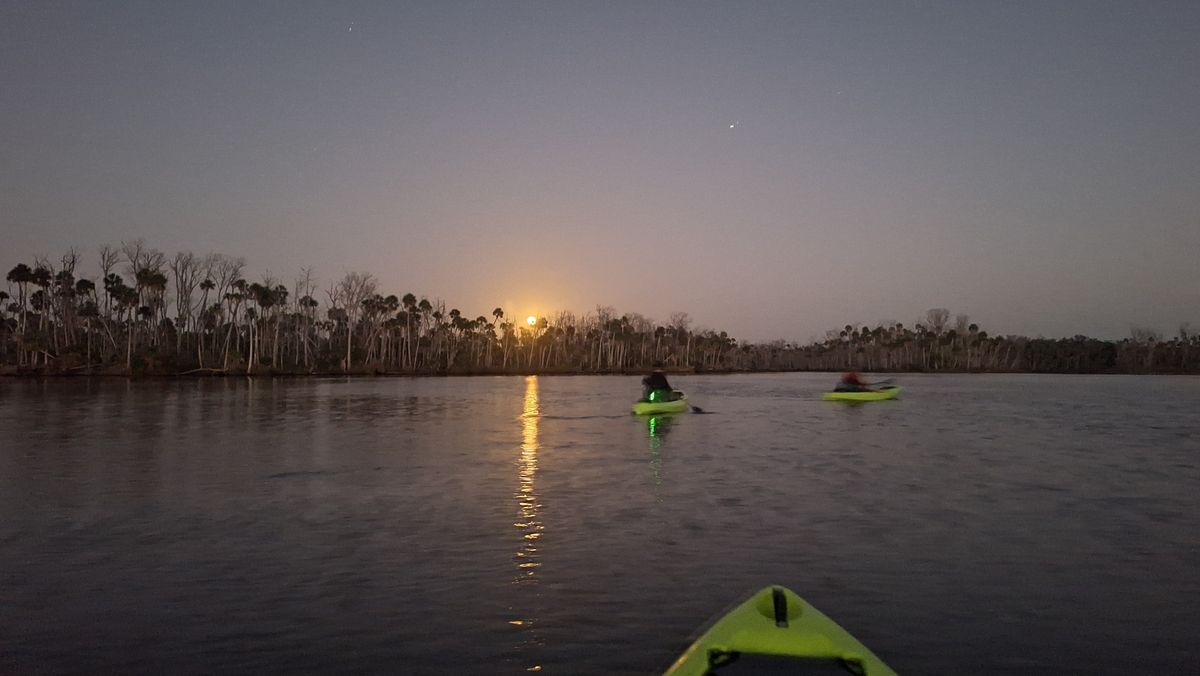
left=1, top=374, right=1197, bottom=675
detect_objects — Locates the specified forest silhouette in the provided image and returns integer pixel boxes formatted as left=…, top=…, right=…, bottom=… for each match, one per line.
left=3, top=243, right=1195, bottom=376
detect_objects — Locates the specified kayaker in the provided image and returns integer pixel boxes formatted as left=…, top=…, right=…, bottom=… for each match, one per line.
left=834, top=371, right=871, bottom=392
left=642, top=363, right=675, bottom=401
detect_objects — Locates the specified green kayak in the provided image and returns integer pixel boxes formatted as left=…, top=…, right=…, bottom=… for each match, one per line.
left=664, top=586, right=897, bottom=675
left=633, top=393, right=690, bottom=415
left=822, top=386, right=901, bottom=402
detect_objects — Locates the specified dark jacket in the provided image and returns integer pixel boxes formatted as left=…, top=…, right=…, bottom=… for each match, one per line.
left=834, top=373, right=868, bottom=392
left=642, top=371, right=672, bottom=393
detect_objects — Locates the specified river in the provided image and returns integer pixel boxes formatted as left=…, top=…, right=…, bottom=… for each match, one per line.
left=1, top=374, right=1197, bottom=674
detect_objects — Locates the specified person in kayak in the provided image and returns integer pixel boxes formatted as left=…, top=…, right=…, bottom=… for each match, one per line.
left=642, top=363, right=677, bottom=402
left=834, top=371, right=871, bottom=392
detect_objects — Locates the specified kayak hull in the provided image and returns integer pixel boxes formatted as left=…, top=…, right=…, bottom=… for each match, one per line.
left=633, top=393, right=689, bottom=415
left=823, top=386, right=901, bottom=401
left=664, top=585, right=897, bottom=676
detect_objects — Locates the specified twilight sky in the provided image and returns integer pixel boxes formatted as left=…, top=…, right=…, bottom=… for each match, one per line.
left=2, top=1, right=1197, bottom=341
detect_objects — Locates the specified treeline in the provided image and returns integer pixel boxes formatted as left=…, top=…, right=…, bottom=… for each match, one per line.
left=747, top=310, right=1198, bottom=375
left=2, top=244, right=1197, bottom=375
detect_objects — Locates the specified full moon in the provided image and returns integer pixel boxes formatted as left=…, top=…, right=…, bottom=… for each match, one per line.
left=526, top=315, right=536, bottom=326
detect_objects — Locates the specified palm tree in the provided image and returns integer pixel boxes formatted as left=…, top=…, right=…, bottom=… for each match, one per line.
left=6, top=264, right=33, bottom=347
left=221, top=279, right=247, bottom=369
left=485, top=307, right=504, bottom=368
left=299, top=294, right=318, bottom=368
left=29, top=266, right=52, bottom=336
left=402, top=293, right=418, bottom=370
left=194, top=278, right=215, bottom=366
left=416, top=298, right=433, bottom=369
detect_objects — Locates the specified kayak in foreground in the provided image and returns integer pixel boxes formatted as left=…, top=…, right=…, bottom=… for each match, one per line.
left=633, top=392, right=690, bottom=415
left=664, top=585, right=897, bottom=675
left=822, top=386, right=901, bottom=402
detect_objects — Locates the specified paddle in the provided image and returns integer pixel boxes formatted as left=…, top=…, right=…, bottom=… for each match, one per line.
left=867, top=378, right=894, bottom=388
left=672, top=389, right=705, bottom=413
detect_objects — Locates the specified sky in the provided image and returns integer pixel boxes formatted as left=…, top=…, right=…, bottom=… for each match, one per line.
left=2, top=1, right=1198, bottom=342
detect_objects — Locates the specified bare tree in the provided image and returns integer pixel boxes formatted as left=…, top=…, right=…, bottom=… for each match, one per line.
left=954, top=313, right=970, bottom=335
left=331, top=271, right=377, bottom=369
left=169, top=251, right=200, bottom=349
left=670, top=311, right=693, bottom=366
left=294, top=267, right=318, bottom=368
left=121, top=239, right=166, bottom=281
left=1129, top=325, right=1161, bottom=343
left=925, top=308, right=950, bottom=336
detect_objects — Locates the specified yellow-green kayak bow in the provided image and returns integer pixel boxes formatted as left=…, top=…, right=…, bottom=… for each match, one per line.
left=665, top=586, right=897, bottom=675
